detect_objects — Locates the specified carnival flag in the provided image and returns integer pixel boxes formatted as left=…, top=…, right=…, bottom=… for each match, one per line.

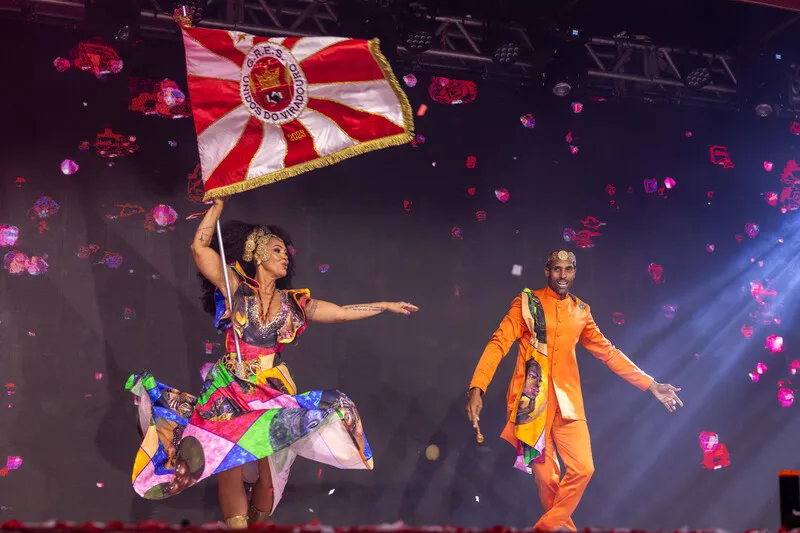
left=180, top=26, right=414, bottom=200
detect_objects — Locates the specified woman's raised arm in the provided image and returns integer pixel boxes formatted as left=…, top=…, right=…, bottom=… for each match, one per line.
left=190, top=198, right=239, bottom=298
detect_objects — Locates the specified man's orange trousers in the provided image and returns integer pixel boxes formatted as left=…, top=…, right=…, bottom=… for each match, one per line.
left=531, top=380, right=595, bottom=531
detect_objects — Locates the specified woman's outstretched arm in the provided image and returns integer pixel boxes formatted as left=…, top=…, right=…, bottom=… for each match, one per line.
left=190, top=198, right=239, bottom=297
left=305, top=300, right=419, bottom=323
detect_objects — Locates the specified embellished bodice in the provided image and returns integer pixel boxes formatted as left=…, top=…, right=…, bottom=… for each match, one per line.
left=215, top=280, right=311, bottom=358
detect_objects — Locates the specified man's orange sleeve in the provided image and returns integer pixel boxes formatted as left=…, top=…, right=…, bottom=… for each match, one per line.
left=579, top=306, right=654, bottom=391
left=469, top=296, right=525, bottom=393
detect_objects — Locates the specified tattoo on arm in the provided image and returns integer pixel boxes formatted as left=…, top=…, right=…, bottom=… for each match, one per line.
left=195, top=225, right=214, bottom=243
left=306, top=299, right=319, bottom=320
left=342, top=305, right=386, bottom=312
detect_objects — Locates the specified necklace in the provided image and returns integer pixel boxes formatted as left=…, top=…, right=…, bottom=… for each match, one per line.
left=257, top=289, right=278, bottom=323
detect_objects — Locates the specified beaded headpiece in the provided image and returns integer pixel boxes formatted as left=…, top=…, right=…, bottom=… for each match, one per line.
left=242, top=227, right=281, bottom=264
left=546, top=250, right=576, bottom=267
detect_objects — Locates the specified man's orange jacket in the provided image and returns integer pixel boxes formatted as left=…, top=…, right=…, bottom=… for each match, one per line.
left=470, top=286, right=654, bottom=446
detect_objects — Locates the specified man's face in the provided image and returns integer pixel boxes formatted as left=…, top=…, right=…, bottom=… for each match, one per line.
left=545, top=260, right=576, bottom=296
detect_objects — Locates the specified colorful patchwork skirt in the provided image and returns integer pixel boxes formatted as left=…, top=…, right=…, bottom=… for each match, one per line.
left=126, top=354, right=373, bottom=512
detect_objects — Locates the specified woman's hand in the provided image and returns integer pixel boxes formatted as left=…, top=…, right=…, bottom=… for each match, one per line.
left=212, top=195, right=229, bottom=207
left=385, top=301, right=419, bottom=315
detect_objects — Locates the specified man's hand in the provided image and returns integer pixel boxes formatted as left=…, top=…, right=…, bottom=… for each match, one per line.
left=466, top=387, right=483, bottom=428
left=649, top=381, right=683, bottom=412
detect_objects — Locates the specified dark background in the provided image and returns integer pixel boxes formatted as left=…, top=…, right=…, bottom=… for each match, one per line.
left=1, top=16, right=799, bottom=531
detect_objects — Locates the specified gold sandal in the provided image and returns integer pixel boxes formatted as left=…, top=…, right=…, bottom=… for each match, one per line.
left=224, top=515, right=248, bottom=529
left=247, top=504, right=270, bottom=525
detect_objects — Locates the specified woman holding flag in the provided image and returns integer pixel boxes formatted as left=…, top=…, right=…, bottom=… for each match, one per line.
left=125, top=197, right=418, bottom=527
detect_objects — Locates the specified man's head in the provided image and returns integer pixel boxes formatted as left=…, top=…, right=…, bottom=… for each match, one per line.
left=544, top=250, right=576, bottom=297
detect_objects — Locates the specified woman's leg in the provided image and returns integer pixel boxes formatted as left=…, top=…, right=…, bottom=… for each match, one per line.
left=218, top=466, right=248, bottom=528
left=248, top=458, right=274, bottom=524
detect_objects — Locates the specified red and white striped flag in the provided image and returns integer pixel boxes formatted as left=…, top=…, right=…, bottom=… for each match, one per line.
left=180, top=26, right=414, bottom=200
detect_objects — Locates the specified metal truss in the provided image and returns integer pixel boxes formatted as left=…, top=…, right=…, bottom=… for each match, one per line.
left=582, top=35, right=740, bottom=110
left=0, top=0, right=757, bottom=111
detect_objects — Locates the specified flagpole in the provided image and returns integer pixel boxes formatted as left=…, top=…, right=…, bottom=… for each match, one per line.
left=215, top=219, right=244, bottom=376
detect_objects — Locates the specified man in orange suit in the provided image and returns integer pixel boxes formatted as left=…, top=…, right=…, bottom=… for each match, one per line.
left=465, top=250, right=682, bottom=531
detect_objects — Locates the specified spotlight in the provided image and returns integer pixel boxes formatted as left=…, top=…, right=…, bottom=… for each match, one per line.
left=543, top=53, right=580, bottom=97
left=493, top=41, right=521, bottom=65
left=755, top=102, right=774, bottom=118
left=684, top=65, right=712, bottom=89
left=401, top=18, right=435, bottom=54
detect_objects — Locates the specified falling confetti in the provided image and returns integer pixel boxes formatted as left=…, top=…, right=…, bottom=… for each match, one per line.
left=53, top=57, right=70, bottom=72
left=494, top=188, right=510, bottom=203
left=318, top=264, right=329, bottom=274
left=77, top=244, right=100, bottom=258
left=78, top=141, right=91, bottom=151
left=605, top=184, right=616, bottom=196
left=328, top=489, right=335, bottom=496
left=765, top=191, right=778, bottom=207
left=706, top=244, right=715, bottom=252
left=123, top=308, right=136, bottom=320
left=466, top=156, right=477, bottom=168
left=403, top=200, right=412, bottom=213
left=145, top=204, right=179, bottom=232
left=60, top=159, right=79, bottom=175
left=168, top=140, right=178, bottom=147
left=0, top=226, right=19, bottom=247
left=467, top=187, right=476, bottom=196
left=777, top=387, right=794, bottom=407
left=648, top=263, right=665, bottom=284
left=158, top=82, right=186, bottom=107
left=3, top=251, right=48, bottom=276
left=764, top=161, right=774, bottom=171
left=709, top=145, right=734, bottom=168
left=520, top=114, right=535, bottom=128
left=569, top=145, right=579, bottom=155
left=30, top=197, right=60, bottom=220
left=416, top=104, right=428, bottom=116
left=451, top=227, right=463, bottom=239
left=95, top=252, right=123, bottom=269
left=664, top=177, right=676, bottom=189
left=685, top=130, right=692, bottom=137
left=425, top=445, right=440, bottom=460
left=663, top=304, right=678, bottom=319
left=571, top=102, right=583, bottom=113
left=563, top=228, right=576, bottom=242
left=744, top=223, right=760, bottom=238
left=644, top=179, right=658, bottom=194
left=475, top=210, right=487, bottom=222
left=411, top=134, right=425, bottom=147
left=403, top=74, right=417, bottom=87
left=511, top=264, right=523, bottom=276
left=612, top=312, right=625, bottom=325
left=699, top=432, right=730, bottom=470
left=765, top=334, right=784, bottom=353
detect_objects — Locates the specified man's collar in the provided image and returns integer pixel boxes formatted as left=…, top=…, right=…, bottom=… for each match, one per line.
left=543, top=285, right=574, bottom=301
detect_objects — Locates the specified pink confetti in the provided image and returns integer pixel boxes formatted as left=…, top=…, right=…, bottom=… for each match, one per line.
left=612, top=312, right=625, bottom=325
left=5, top=384, right=14, bottom=396
left=685, top=130, right=692, bottom=137
left=664, top=177, right=676, bottom=189
left=756, top=362, right=768, bottom=374
left=60, top=159, right=79, bottom=175
left=765, top=334, right=783, bottom=353
left=5, top=457, right=22, bottom=470
left=709, top=145, right=734, bottom=168
left=451, top=227, right=463, bottom=239
left=77, top=244, right=100, bottom=258
left=519, top=114, right=535, bottom=128
left=95, top=373, right=103, bottom=380
left=778, top=387, right=794, bottom=407
left=569, top=145, right=579, bottom=155
left=416, top=104, right=428, bottom=117
left=744, top=222, right=760, bottom=238
left=571, top=102, right=583, bottom=113
left=605, top=184, right=616, bottom=196
left=791, top=121, right=800, bottom=135
left=749, top=372, right=760, bottom=383
left=318, top=264, right=329, bottom=274
left=123, top=308, right=136, bottom=320
left=95, top=252, right=123, bottom=269
left=647, top=263, right=664, bottom=284
left=741, top=324, right=754, bottom=338
left=475, top=210, right=487, bottom=222
left=0, top=225, right=19, bottom=247
left=644, top=179, right=657, bottom=194
left=663, top=304, right=677, bottom=319
left=403, top=200, right=412, bottom=213
left=699, top=432, right=730, bottom=470
left=765, top=191, right=778, bottom=207
left=562, top=228, right=576, bottom=242
left=53, top=57, right=70, bottom=72
left=494, top=188, right=510, bottom=203
left=467, top=188, right=476, bottom=196
left=403, top=74, right=417, bottom=87
left=466, top=156, right=477, bottom=168
left=145, top=204, right=178, bottom=232
left=789, top=360, right=800, bottom=375
left=706, top=244, right=715, bottom=252
left=764, top=161, right=774, bottom=171
left=96, top=482, right=105, bottom=488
